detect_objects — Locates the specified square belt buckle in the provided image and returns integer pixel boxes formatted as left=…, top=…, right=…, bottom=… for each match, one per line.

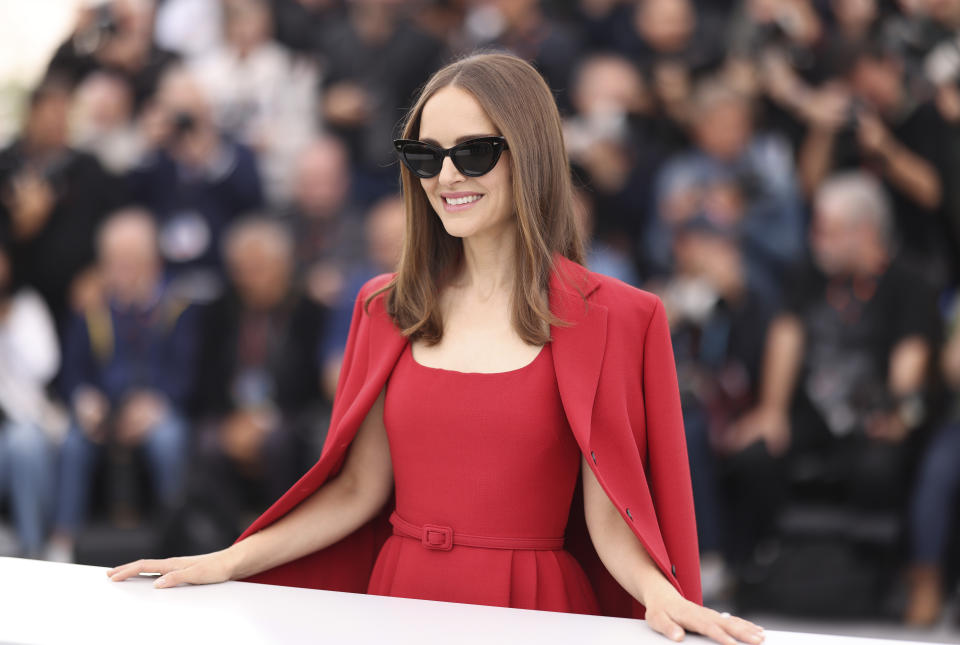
left=421, top=524, right=454, bottom=551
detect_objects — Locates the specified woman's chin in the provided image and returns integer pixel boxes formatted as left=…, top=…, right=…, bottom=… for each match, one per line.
left=436, top=217, right=480, bottom=239
left=433, top=207, right=512, bottom=241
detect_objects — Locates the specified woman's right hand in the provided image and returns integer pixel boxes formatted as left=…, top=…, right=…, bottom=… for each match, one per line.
left=106, top=549, right=238, bottom=588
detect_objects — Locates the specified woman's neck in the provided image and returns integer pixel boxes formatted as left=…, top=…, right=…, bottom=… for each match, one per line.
left=456, top=231, right=517, bottom=301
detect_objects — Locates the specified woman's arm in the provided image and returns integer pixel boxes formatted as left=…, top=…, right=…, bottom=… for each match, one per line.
left=226, top=385, right=394, bottom=579
left=580, top=454, right=764, bottom=645
left=108, top=385, right=394, bottom=586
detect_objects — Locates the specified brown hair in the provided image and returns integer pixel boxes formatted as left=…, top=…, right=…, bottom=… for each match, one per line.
left=365, top=51, right=586, bottom=345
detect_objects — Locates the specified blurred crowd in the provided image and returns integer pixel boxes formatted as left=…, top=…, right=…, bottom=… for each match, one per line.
left=0, top=0, right=959, bottom=629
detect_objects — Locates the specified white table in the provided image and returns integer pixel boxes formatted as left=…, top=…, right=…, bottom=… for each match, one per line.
left=0, top=556, right=936, bottom=645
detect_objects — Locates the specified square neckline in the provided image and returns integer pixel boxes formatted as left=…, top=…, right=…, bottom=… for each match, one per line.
left=406, top=342, right=549, bottom=375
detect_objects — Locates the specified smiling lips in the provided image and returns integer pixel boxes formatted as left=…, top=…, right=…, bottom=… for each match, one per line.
left=441, top=192, right=484, bottom=211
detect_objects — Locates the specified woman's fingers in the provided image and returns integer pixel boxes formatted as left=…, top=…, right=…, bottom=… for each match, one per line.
left=644, top=607, right=686, bottom=642
left=650, top=602, right=765, bottom=645
left=702, top=622, right=740, bottom=645
left=154, top=560, right=229, bottom=588
left=154, top=563, right=210, bottom=588
left=685, top=607, right=765, bottom=645
left=725, top=614, right=765, bottom=637
left=107, top=552, right=232, bottom=588
left=106, top=557, right=196, bottom=581
left=152, top=569, right=183, bottom=588
left=106, top=559, right=165, bottom=581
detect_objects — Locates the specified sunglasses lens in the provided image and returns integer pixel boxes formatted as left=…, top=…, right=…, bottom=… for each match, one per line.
left=401, top=143, right=442, bottom=177
left=453, top=141, right=497, bottom=176
left=396, top=138, right=504, bottom=178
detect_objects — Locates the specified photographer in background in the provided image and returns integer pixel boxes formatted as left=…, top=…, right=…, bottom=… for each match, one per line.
left=189, top=0, right=319, bottom=206
left=728, top=0, right=823, bottom=79
left=609, top=0, right=727, bottom=131
left=719, top=171, right=941, bottom=570
left=642, top=76, right=804, bottom=295
left=797, top=39, right=958, bottom=288
left=564, top=53, right=667, bottom=270
left=128, top=65, right=264, bottom=301
left=651, top=213, right=777, bottom=602
left=0, top=75, right=123, bottom=340
left=47, top=0, right=180, bottom=112
left=318, top=0, right=446, bottom=201
left=70, top=71, right=147, bottom=176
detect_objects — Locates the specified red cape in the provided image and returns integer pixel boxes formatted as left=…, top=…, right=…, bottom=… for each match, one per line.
left=233, top=253, right=702, bottom=619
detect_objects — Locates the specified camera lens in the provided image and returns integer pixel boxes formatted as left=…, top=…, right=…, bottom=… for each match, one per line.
left=172, top=112, right=197, bottom=137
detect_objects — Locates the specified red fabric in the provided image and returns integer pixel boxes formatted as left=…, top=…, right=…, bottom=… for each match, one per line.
left=233, top=253, right=703, bottom=619
left=365, top=339, right=598, bottom=613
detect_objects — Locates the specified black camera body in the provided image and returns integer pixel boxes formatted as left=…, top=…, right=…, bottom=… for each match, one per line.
left=169, top=112, right=199, bottom=145
left=74, top=2, right=121, bottom=55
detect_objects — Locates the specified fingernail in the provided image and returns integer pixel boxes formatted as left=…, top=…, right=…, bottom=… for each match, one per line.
left=154, top=576, right=166, bottom=587
left=672, top=628, right=683, bottom=640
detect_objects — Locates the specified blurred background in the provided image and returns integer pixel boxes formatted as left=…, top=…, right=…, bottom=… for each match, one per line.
left=0, top=0, right=959, bottom=640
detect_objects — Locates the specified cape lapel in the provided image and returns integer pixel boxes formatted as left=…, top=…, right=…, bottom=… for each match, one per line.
left=547, top=253, right=607, bottom=455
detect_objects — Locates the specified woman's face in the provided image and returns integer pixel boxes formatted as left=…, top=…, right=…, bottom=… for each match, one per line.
left=417, top=86, right=514, bottom=243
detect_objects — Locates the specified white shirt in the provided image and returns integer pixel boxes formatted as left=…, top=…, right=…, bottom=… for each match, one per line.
left=0, top=288, right=67, bottom=440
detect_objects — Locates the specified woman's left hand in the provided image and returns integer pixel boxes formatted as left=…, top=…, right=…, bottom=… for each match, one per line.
left=643, top=589, right=765, bottom=645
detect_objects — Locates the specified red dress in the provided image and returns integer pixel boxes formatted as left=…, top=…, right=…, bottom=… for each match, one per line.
left=366, top=340, right=601, bottom=615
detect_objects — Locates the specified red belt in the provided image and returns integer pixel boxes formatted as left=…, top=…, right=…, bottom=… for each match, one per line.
left=388, top=510, right=565, bottom=552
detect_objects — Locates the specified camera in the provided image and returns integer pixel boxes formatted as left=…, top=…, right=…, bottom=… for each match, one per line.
left=837, top=96, right=868, bottom=134
left=93, top=3, right=120, bottom=38
left=171, top=111, right=197, bottom=140
left=74, top=2, right=121, bottom=55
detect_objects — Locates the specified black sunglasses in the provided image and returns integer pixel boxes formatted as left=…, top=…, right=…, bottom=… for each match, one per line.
left=393, top=136, right=509, bottom=178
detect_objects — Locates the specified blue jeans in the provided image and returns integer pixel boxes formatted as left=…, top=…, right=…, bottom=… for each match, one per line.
left=908, top=421, right=960, bottom=564
left=683, top=403, right=723, bottom=554
left=53, top=413, right=189, bottom=537
left=0, top=422, right=56, bottom=556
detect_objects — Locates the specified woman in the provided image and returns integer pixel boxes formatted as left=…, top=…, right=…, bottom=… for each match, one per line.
left=108, top=52, right=764, bottom=645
